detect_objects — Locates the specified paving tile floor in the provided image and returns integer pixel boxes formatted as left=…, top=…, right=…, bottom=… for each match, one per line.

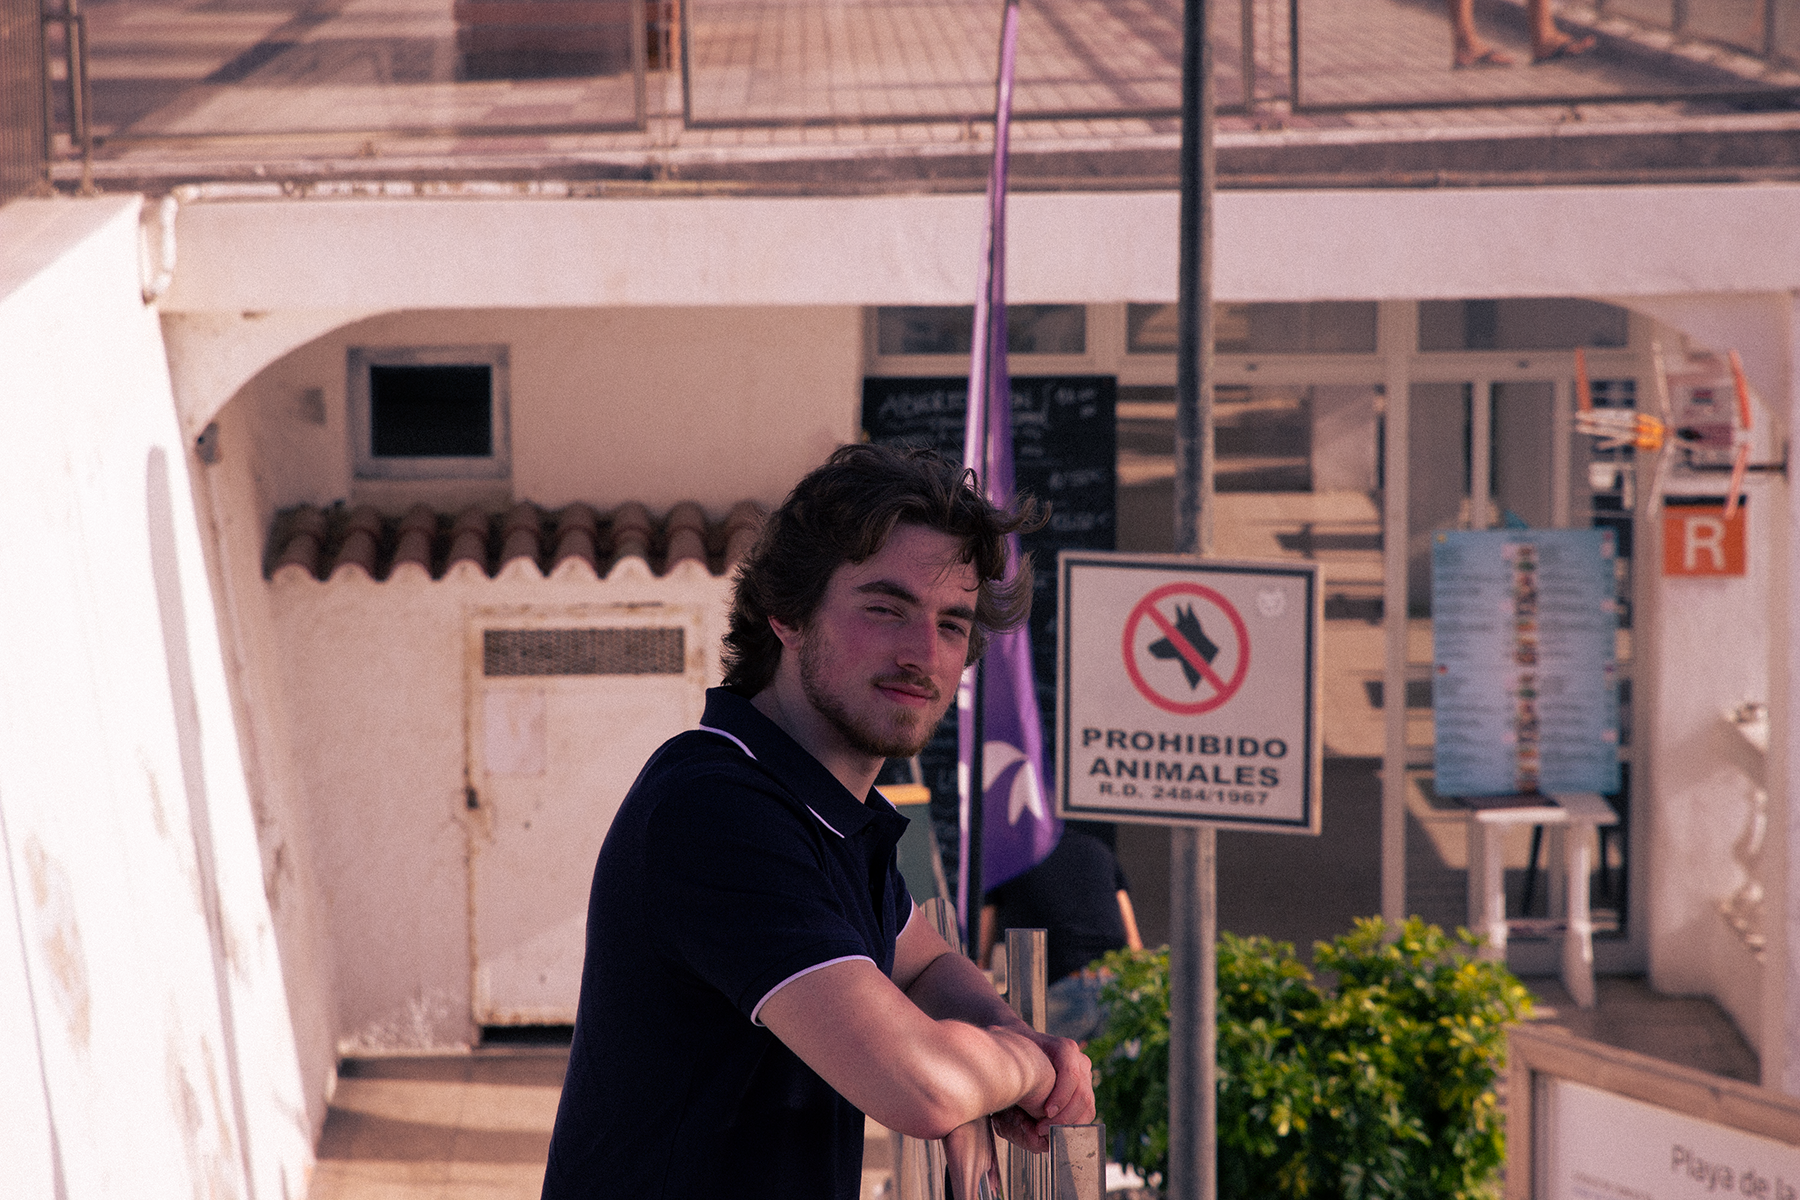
left=306, top=975, right=1757, bottom=1200
left=306, top=1047, right=897, bottom=1200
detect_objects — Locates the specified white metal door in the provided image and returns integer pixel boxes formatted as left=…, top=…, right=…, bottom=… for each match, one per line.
left=467, top=607, right=707, bottom=1025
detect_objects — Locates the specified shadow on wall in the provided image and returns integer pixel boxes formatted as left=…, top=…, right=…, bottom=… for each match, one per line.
left=147, top=447, right=256, bottom=1189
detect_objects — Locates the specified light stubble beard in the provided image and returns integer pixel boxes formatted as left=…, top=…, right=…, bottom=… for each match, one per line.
left=797, top=630, right=955, bottom=761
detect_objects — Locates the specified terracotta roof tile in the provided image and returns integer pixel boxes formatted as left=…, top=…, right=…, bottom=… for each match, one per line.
left=331, top=505, right=384, bottom=579
left=266, top=500, right=766, bottom=583
left=271, top=506, right=328, bottom=578
left=552, top=503, right=600, bottom=573
left=392, top=503, right=437, bottom=573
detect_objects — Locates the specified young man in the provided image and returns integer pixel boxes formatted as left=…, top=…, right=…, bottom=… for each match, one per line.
left=541, top=444, right=1095, bottom=1200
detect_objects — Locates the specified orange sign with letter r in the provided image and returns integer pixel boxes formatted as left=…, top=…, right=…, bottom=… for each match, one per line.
left=1662, top=503, right=1746, bottom=577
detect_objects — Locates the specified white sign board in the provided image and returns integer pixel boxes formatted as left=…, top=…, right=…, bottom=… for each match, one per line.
left=1538, top=1077, right=1800, bottom=1200
left=1057, top=552, right=1321, bottom=832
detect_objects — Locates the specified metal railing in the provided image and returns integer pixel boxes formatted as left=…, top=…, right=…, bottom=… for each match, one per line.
left=895, top=901, right=1107, bottom=1200
left=0, top=0, right=47, bottom=201
left=40, top=0, right=653, bottom=159
left=676, top=0, right=1800, bottom=129
left=1285, top=0, right=1800, bottom=113
left=39, top=0, right=91, bottom=190
left=31, top=0, right=1800, bottom=172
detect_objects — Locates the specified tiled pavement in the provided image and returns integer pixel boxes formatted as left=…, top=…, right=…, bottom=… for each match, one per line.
left=306, top=1047, right=898, bottom=1200
left=305, top=973, right=1758, bottom=1200
left=52, top=0, right=1800, bottom=177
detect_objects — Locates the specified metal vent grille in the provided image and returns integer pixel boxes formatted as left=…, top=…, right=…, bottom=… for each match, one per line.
left=483, top=628, right=685, bottom=676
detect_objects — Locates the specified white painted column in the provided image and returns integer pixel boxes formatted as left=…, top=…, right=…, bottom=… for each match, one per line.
left=1381, top=301, right=1415, bottom=926
left=1775, top=291, right=1800, bottom=1094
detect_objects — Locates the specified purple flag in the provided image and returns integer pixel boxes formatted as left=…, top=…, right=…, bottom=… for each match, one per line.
left=958, top=0, right=1060, bottom=934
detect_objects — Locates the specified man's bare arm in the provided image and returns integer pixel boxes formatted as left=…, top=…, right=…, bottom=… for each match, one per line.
left=757, top=957, right=1055, bottom=1141
left=891, top=906, right=1097, bottom=1149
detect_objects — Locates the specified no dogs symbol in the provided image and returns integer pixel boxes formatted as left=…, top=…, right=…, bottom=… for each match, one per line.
left=1122, top=583, right=1250, bottom=715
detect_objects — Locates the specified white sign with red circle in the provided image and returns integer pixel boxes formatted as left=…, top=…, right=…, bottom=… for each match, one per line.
left=1058, top=552, right=1321, bottom=833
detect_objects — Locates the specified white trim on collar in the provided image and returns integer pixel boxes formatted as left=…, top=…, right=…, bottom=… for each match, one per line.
left=803, top=805, right=847, bottom=839
left=698, top=723, right=851, bottom=838
left=697, top=724, right=757, bottom=760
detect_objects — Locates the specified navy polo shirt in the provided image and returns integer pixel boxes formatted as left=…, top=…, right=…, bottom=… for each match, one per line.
left=542, top=688, right=914, bottom=1200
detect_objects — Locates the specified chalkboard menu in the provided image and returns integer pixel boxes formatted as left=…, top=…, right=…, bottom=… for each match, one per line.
left=1431, top=528, right=1621, bottom=797
left=863, top=376, right=1118, bottom=881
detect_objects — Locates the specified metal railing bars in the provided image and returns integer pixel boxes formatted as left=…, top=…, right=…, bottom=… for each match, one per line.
left=1281, top=0, right=1800, bottom=114
left=40, top=0, right=91, bottom=190
left=894, top=903, right=1106, bottom=1200
left=0, top=0, right=47, bottom=200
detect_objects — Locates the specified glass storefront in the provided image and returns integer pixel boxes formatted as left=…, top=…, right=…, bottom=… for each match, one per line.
left=867, top=298, right=1646, bottom=972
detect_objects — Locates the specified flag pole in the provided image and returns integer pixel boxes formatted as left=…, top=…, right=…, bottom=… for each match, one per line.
left=959, top=0, right=1021, bottom=952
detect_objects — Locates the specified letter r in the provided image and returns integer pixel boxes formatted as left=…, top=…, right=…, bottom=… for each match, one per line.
left=1685, top=516, right=1727, bottom=571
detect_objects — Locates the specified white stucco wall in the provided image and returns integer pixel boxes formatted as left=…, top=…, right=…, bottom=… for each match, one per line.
left=223, top=305, right=861, bottom=519
left=1626, top=295, right=1796, bottom=1076
left=158, top=185, right=1800, bottom=426
left=1642, top=479, right=1775, bottom=1045
left=0, top=198, right=312, bottom=1199
left=188, top=385, right=345, bottom=1143
left=262, top=558, right=735, bottom=1049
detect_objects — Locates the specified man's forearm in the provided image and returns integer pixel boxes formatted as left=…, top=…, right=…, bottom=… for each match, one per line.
left=903, top=942, right=1026, bottom=1031
left=759, top=958, right=1055, bottom=1140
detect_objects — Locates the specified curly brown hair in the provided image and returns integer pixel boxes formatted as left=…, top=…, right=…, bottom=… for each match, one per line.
left=721, top=443, right=1044, bottom=696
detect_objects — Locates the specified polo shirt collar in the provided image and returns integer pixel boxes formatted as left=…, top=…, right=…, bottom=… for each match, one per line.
left=699, top=688, right=889, bottom=839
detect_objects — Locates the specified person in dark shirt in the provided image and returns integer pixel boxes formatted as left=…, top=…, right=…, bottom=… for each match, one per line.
left=541, top=444, right=1095, bottom=1200
left=978, top=827, right=1144, bottom=1042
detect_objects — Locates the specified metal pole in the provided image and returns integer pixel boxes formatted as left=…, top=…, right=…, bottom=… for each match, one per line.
left=1239, top=0, right=1254, bottom=111
left=1168, top=828, right=1216, bottom=1200
left=1171, top=0, right=1216, bottom=1191
left=1176, top=2, right=1215, bottom=564
left=1288, top=0, right=1301, bottom=111
left=630, top=0, right=648, bottom=130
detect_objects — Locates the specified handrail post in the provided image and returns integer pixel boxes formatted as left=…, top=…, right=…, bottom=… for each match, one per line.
left=1288, top=0, right=1301, bottom=110
left=1003, top=927, right=1051, bottom=1198
left=1006, top=928, right=1108, bottom=1200
left=1049, top=1124, right=1106, bottom=1200
left=1240, top=0, right=1255, bottom=111
left=40, top=0, right=93, bottom=192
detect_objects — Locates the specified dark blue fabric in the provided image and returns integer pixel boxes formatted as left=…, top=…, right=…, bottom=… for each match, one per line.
left=542, top=688, right=912, bottom=1200
left=984, top=828, right=1129, bottom=984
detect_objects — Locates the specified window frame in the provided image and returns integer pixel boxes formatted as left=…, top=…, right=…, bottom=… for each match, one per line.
left=348, top=344, right=512, bottom=481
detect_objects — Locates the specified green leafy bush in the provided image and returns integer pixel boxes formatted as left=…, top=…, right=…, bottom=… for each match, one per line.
left=1084, top=917, right=1532, bottom=1199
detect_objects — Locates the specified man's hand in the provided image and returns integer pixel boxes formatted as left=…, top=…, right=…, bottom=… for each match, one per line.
left=988, top=1029, right=1095, bottom=1153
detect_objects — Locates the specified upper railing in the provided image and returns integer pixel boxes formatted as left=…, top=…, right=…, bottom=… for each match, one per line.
left=1, top=0, right=47, bottom=202
left=36, top=0, right=1800, bottom=174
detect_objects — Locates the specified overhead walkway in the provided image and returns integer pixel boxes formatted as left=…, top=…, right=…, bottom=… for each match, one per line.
left=39, top=0, right=1800, bottom=190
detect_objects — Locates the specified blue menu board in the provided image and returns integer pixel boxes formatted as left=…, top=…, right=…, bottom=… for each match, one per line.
left=1432, top=529, right=1620, bottom=797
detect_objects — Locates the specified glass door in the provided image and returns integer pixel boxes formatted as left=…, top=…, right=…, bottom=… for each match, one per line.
left=1398, top=331, right=1641, bottom=974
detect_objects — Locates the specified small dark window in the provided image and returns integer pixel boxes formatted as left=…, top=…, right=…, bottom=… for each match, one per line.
left=350, top=345, right=509, bottom=480
left=370, top=365, right=493, bottom=457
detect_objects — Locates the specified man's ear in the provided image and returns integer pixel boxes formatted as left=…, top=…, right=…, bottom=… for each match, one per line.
left=768, top=614, right=803, bottom=652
